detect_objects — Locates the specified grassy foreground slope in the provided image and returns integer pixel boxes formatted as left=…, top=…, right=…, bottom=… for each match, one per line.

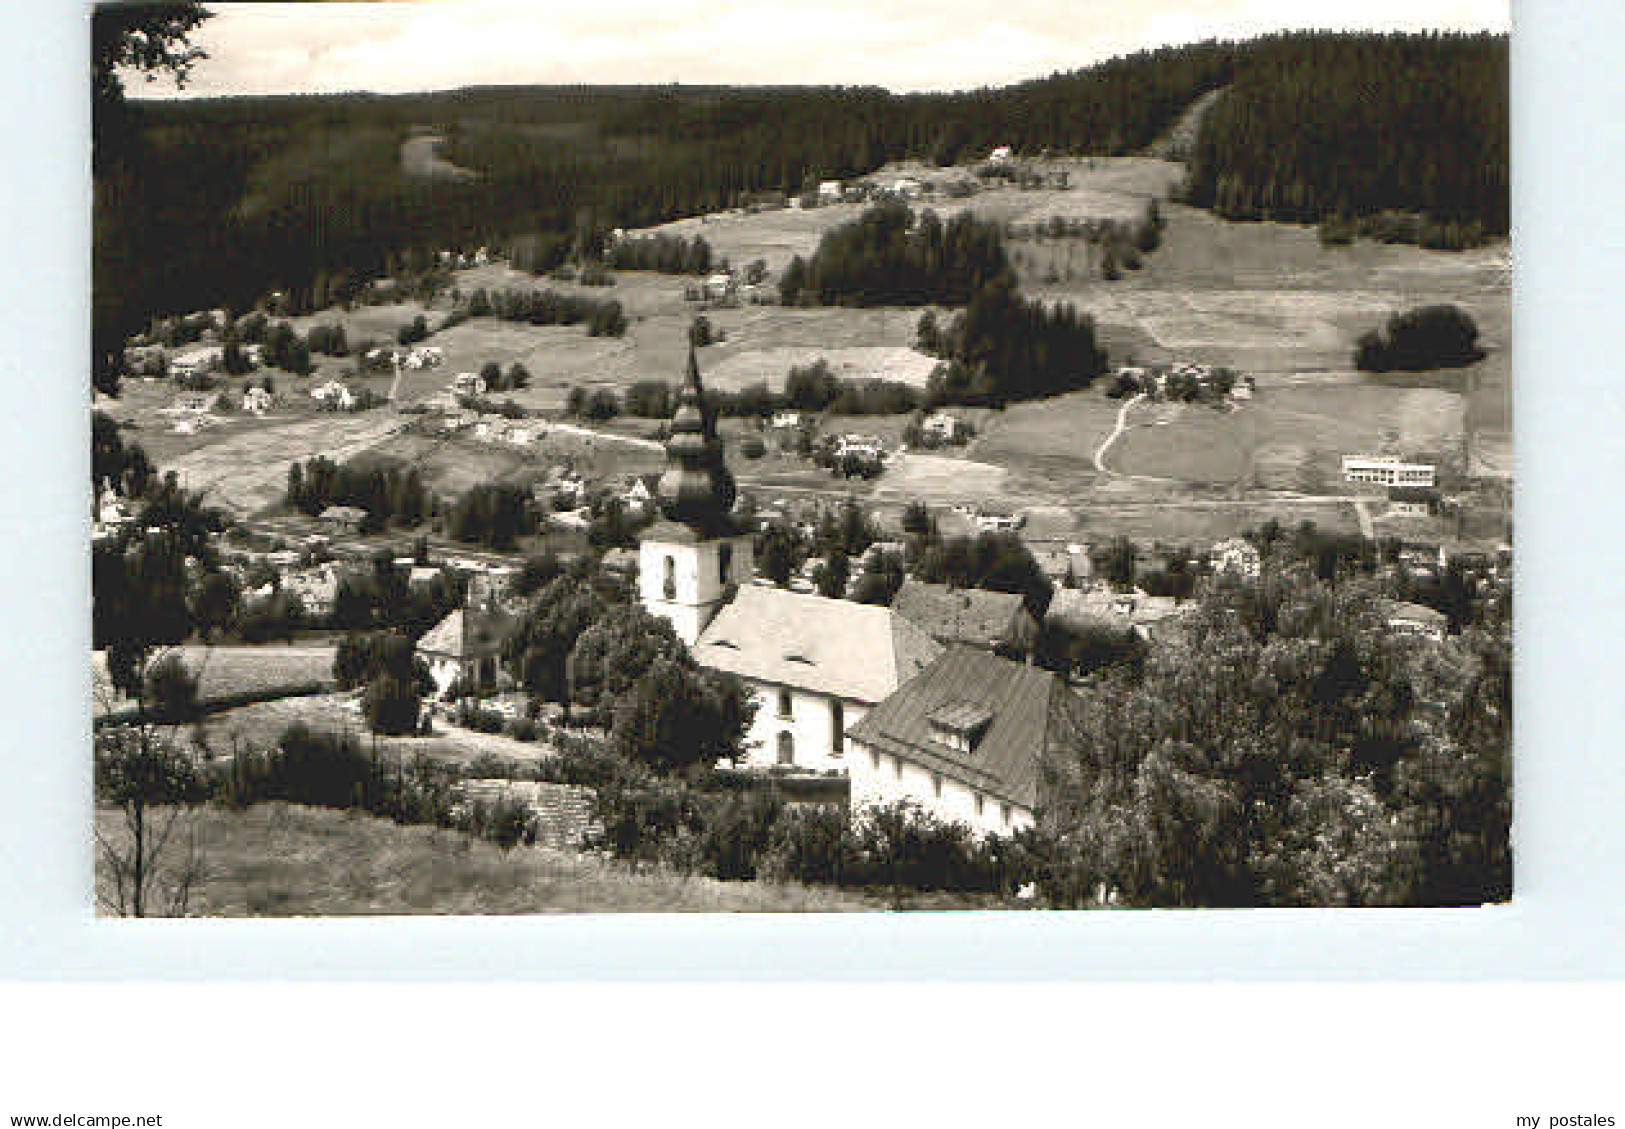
left=95, top=803, right=872, bottom=915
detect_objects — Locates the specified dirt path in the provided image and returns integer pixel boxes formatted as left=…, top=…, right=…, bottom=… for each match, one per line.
left=1352, top=497, right=1377, bottom=541
left=1093, top=392, right=1147, bottom=474
left=546, top=421, right=663, bottom=451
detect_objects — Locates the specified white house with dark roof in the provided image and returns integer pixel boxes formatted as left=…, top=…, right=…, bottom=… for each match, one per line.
left=846, top=645, right=1083, bottom=836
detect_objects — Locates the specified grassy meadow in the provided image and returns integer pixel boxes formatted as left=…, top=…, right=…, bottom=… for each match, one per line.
left=96, top=802, right=874, bottom=915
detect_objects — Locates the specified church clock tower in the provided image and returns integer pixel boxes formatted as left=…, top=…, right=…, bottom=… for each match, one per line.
left=638, top=340, right=754, bottom=645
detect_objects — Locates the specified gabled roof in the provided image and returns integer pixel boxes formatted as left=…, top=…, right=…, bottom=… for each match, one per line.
left=693, top=584, right=941, bottom=704
left=846, top=646, right=1081, bottom=810
left=890, top=580, right=1031, bottom=649
left=416, top=606, right=517, bottom=661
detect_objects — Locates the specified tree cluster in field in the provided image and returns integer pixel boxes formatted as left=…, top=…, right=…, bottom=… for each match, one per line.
left=458, top=286, right=627, bottom=337
left=604, top=233, right=714, bottom=274
left=1354, top=304, right=1483, bottom=373
left=1186, top=32, right=1507, bottom=241
left=473, top=361, right=531, bottom=394
left=445, top=481, right=537, bottom=551
left=286, top=456, right=430, bottom=531
left=918, top=278, right=1108, bottom=407
left=779, top=203, right=1009, bottom=307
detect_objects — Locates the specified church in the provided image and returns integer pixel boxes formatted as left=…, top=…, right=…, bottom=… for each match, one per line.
left=637, top=343, right=1069, bottom=834
left=638, top=345, right=940, bottom=772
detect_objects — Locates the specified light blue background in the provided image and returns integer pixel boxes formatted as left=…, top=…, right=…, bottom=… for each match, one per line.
left=3, top=0, right=1620, bottom=981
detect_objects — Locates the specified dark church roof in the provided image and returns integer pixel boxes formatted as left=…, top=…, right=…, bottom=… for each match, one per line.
left=654, top=341, right=740, bottom=536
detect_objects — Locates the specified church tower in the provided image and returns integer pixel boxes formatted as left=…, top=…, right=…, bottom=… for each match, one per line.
left=638, top=340, right=755, bottom=645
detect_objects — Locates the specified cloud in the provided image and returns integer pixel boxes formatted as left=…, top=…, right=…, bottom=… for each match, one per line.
left=139, top=0, right=1510, bottom=99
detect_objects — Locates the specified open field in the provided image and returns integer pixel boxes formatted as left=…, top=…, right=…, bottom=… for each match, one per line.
left=92, top=645, right=335, bottom=719
left=139, top=409, right=407, bottom=517
left=96, top=802, right=871, bottom=915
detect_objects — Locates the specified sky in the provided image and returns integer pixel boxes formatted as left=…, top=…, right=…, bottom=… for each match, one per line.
left=128, top=0, right=1510, bottom=100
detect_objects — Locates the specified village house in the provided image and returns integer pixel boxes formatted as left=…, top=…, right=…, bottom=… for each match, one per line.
left=241, top=386, right=273, bottom=415
left=281, top=565, right=341, bottom=620
left=416, top=603, right=520, bottom=698
left=920, top=411, right=971, bottom=445
left=311, top=381, right=357, bottom=411
left=1212, top=537, right=1262, bottom=579
left=817, top=180, right=843, bottom=204
left=318, top=505, right=368, bottom=535
left=618, top=473, right=663, bottom=517
left=890, top=579, right=1040, bottom=657
left=846, top=646, right=1082, bottom=837
left=1045, top=584, right=1187, bottom=642
left=451, top=371, right=487, bottom=398
left=702, top=272, right=735, bottom=302
left=1032, top=543, right=1092, bottom=587
left=169, top=346, right=223, bottom=380
left=1378, top=599, right=1449, bottom=643
left=407, top=564, right=443, bottom=592
left=1388, top=485, right=1440, bottom=517
left=168, top=391, right=221, bottom=415
left=973, top=510, right=1024, bottom=533
left=988, top=145, right=1014, bottom=163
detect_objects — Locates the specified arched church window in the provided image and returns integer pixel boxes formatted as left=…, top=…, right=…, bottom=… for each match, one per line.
left=663, top=555, right=676, bottom=600
left=719, top=543, right=733, bottom=583
left=777, top=731, right=795, bottom=765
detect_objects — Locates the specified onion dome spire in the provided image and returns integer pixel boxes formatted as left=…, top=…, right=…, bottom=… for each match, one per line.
left=657, top=337, right=737, bottom=531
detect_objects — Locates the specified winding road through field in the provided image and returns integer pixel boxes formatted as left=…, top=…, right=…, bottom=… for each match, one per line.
left=1093, top=392, right=1147, bottom=474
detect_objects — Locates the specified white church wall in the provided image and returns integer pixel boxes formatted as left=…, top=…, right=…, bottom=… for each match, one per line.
left=736, top=680, right=866, bottom=774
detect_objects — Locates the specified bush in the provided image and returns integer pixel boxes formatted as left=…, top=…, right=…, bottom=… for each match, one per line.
left=362, top=672, right=422, bottom=736
left=143, top=653, right=199, bottom=724
left=397, top=315, right=430, bottom=346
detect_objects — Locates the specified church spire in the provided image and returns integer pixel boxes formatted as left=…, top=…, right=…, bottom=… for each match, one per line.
left=656, top=334, right=737, bottom=532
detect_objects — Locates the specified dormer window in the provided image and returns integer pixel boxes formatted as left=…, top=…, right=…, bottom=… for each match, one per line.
left=927, top=702, right=994, bottom=754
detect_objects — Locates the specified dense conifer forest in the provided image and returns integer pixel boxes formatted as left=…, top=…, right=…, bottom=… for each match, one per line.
left=95, top=30, right=1507, bottom=387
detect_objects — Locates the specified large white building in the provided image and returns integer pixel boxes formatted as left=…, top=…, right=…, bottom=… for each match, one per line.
left=1341, top=455, right=1436, bottom=488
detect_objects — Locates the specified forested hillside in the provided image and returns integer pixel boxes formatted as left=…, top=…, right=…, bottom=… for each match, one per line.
left=1185, top=32, right=1508, bottom=235
left=96, top=30, right=1506, bottom=388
